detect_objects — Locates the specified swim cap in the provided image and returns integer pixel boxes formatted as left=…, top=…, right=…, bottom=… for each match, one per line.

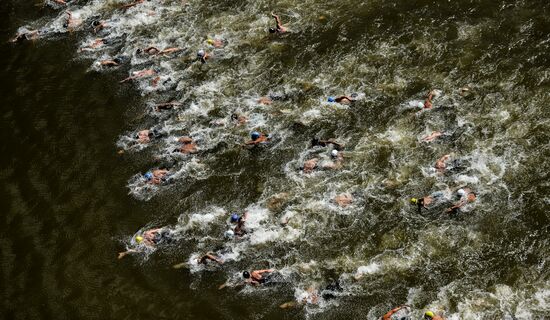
left=242, top=271, right=250, bottom=278
left=251, top=131, right=261, bottom=140
left=457, top=188, right=466, bottom=196
left=207, top=39, right=214, bottom=45
left=197, top=49, right=205, bottom=57
left=230, top=213, right=239, bottom=222
left=269, top=27, right=276, bottom=33
left=417, top=101, right=425, bottom=108
left=135, top=236, right=144, bottom=243
left=424, top=311, right=435, bottom=319
left=144, top=172, right=153, bottom=180
left=224, top=230, right=234, bottom=238
left=410, top=198, right=418, bottom=204
left=331, top=149, right=338, bottom=158
left=327, top=96, right=335, bottom=102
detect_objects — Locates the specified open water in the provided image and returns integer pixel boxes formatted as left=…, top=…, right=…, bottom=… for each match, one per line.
left=1, top=0, right=549, bottom=319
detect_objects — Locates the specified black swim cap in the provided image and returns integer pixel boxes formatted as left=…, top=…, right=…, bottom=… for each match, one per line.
left=113, top=57, right=122, bottom=64
left=242, top=271, right=250, bottom=278
left=63, top=22, right=69, bottom=28
left=269, top=27, right=276, bottom=33
left=92, top=20, right=101, bottom=27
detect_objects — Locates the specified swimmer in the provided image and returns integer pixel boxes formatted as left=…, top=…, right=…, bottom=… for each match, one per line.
left=446, top=188, right=476, bottom=214
left=422, top=131, right=443, bottom=142
left=231, top=212, right=248, bottom=236
left=155, top=101, right=181, bottom=111
left=435, top=154, right=451, bottom=172
left=280, top=286, right=320, bottom=308
left=231, top=113, right=248, bottom=125
left=243, top=268, right=276, bottom=285
left=177, top=136, right=198, bottom=154
left=79, top=38, right=105, bottom=51
left=269, top=13, right=287, bottom=34
left=197, top=49, right=210, bottom=63
left=206, top=38, right=225, bottom=48
left=258, top=96, right=273, bottom=105
left=121, top=0, right=144, bottom=10
left=244, top=131, right=269, bottom=146
left=100, top=57, right=124, bottom=67
left=302, top=158, right=319, bottom=174
left=335, top=193, right=353, bottom=207
left=311, top=138, right=343, bottom=150
left=423, top=90, right=436, bottom=109
left=53, top=0, right=67, bottom=4
left=10, top=29, right=40, bottom=43
left=120, top=68, right=156, bottom=83
left=382, top=305, right=411, bottom=320
left=136, top=129, right=152, bottom=143
left=424, top=310, right=445, bottom=320
left=117, top=227, right=172, bottom=259
left=411, top=196, right=433, bottom=214
left=321, top=149, right=344, bottom=170
left=64, top=11, right=82, bottom=29
left=157, top=47, right=182, bottom=55
left=146, top=169, right=169, bottom=185
left=197, top=253, right=224, bottom=265
left=91, top=20, right=107, bottom=33
left=327, top=95, right=356, bottom=104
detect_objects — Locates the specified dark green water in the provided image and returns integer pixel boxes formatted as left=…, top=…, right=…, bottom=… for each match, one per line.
left=1, top=0, right=550, bottom=319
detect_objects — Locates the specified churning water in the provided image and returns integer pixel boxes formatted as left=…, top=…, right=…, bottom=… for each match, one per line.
left=3, top=0, right=550, bottom=319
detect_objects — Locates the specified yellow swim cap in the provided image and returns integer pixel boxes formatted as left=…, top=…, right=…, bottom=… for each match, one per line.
left=135, top=236, right=144, bottom=243
left=424, top=311, right=435, bottom=318
left=410, top=198, right=418, bottom=204
left=207, top=39, right=214, bottom=45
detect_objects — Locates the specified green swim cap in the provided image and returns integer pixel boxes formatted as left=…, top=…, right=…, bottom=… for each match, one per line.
left=410, top=198, right=418, bottom=204
left=424, top=311, right=435, bottom=318
left=136, top=236, right=144, bottom=243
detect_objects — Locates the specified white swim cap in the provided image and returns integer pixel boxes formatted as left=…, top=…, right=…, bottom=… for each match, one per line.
left=224, top=230, right=234, bottom=238
left=197, top=49, right=205, bottom=57
left=417, top=101, right=425, bottom=109
left=331, top=150, right=339, bottom=157
left=457, top=189, right=466, bottom=196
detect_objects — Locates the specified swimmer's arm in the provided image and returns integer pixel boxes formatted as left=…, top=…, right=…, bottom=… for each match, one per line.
left=118, top=248, right=139, bottom=259
left=271, top=13, right=283, bottom=28
left=100, top=60, right=119, bottom=66
left=256, top=269, right=274, bottom=274
left=382, top=305, right=408, bottom=320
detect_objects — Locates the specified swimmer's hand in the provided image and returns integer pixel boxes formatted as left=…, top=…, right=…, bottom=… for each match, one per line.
left=279, top=301, right=297, bottom=309
left=172, top=262, right=188, bottom=269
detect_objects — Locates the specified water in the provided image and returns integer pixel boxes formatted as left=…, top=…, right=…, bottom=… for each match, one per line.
left=2, top=0, right=549, bottom=319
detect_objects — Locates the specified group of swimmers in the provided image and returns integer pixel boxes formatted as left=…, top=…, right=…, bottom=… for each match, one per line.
left=10, top=3, right=481, bottom=318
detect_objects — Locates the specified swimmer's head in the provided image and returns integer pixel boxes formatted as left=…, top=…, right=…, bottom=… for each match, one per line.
left=327, top=96, right=335, bottom=103
left=410, top=198, right=418, bottom=204
left=311, top=137, right=320, bottom=146
left=197, top=49, right=205, bottom=58
left=63, top=22, right=69, bottom=28
left=351, top=93, right=358, bottom=98
left=269, top=27, right=278, bottom=33
left=135, top=236, right=144, bottom=244
left=251, top=131, right=261, bottom=141
left=331, top=149, right=339, bottom=158
left=207, top=38, right=214, bottom=45
left=242, top=271, right=250, bottom=278
left=230, top=213, right=240, bottom=223
left=144, top=172, right=153, bottom=181
left=224, top=229, right=234, bottom=238
left=424, top=311, right=435, bottom=319
left=92, top=20, right=101, bottom=27
left=136, top=48, right=143, bottom=54
left=113, top=57, right=123, bottom=64
left=457, top=189, right=466, bottom=197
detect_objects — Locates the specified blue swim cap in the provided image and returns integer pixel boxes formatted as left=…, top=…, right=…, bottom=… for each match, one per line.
left=144, top=172, right=153, bottom=180
left=251, top=131, right=261, bottom=140
left=230, top=213, right=239, bottom=222
left=327, top=96, right=335, bottom=102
